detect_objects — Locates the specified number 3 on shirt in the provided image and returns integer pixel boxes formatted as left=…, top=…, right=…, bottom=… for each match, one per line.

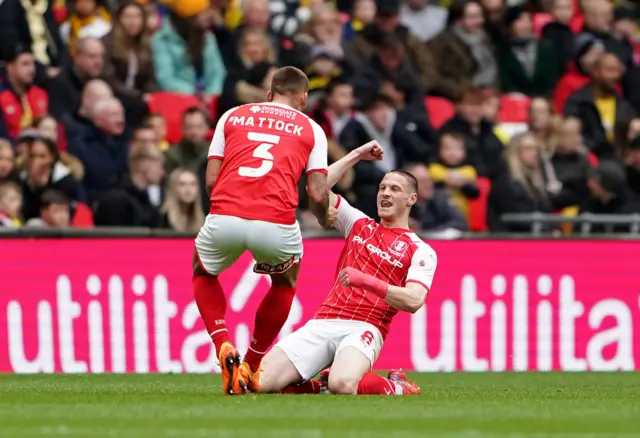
left=238, top=132, right=281, bottom=178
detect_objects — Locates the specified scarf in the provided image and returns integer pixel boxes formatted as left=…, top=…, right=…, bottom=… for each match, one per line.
left=68, top=7, right=111, bottom=56
left=21, top=0, right=50, bottom=65
left=354, top=111, right=397, bottom=173
left=452, top=25, right=497, bottom=88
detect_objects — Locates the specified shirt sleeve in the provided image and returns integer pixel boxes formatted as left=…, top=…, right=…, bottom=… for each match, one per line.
left=334, top=195, right=368, bottom=237
left=405, top=244, right=438, bottom=292
left=208, top=108, right=234, bottom=159
left=306, top=119, right=328, bottom=174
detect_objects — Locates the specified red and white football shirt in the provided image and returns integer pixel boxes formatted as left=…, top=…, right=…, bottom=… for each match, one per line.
left=314, top=196, right=437, bottom=338
left=208, top=102, right=328, bottom=225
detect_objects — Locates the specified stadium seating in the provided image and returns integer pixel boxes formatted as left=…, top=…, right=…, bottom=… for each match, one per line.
left=498, top=94, right=531, bottom=124
left=148, top=92, right=202, bottom=144
left=468, top=177, right=491, bottom=232
left=532, top=13, right=554, bottom=38
left=425, top=96, right=456, bottom=129
left=71, top=202, right=94, bottom=228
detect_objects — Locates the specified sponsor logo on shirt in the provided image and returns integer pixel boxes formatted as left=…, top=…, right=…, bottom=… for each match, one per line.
left=352, top=235, right=404, bottom=268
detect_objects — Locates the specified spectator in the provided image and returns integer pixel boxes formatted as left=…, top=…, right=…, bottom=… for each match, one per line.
left=428, top=0, right=498, bottom=100
left=143, top=1, right=162, bottom=35
left=541, top=0, right=575, bottom=75
left=580, top=0, right=632, bottom=67
left=32, top=114, right=58, bottom=144
left=218, top=29, right=276, bottom=115
left=440, top=86, right=506, bottom=180
left=481, top=0, right=506, bottom=46
left=583, top=160, right=640, bottom=231
left=488, top=131, right=554, bottom=232
left=625, top=136, right=640, bottom=198
left=103, top=1, right=156, bottom=101
left=400, top=0, right=448, bottom=43
left=405, top=162, right=468, bottom=233
left=61, top=78, right=113, bottom=142
left=94, top=141, right=165, bottom=227
left=0, top=46, right=49, bottom=141
left=550, top=117, right=592, bottom=209
left=352, top=33, right=424, bottom=110
left=482, top=90, right=512, bottom=143
left=0, top=0, right=66, bottom=84
left=152, top=0, right=227, bottom=103
left=60, top=0, right=112, bottom=55
left=132, top=123, right=158, bottom=150
left=68, top=97, right=128, bottom=205
left=0, top=140, right=18, bottom=184
left=159, top=168, right=204, bottom=231
left=498, top=6, right=558, bottom=97
left=614, top=6, right=640, bottom=113
left=146, top=113, right=170, bottom=151
left=345, top=0, right=437, bottom=95
left=23, top=188, right=71, bottom=228
left=553, top=33, right=605, bottom=113
left=304, top=46, right=344, bottom=106
left=19, top=135, right=80, bottom=221
left=46, top=37, right=105, bottom=118
left=429, top=132, right=480, bottom=218
left=0, top=181, right=22, bottom=228
left=564, top=53, right=636, bottom=158
left=295, top=3, right=345, bottom=66
left=343, top=0, right=376, bottom=42
left=528, top=97, right=560, bottom=154
left=164, top=107, right=210, bottom=177
left=339, top=92, right=425, bottom=217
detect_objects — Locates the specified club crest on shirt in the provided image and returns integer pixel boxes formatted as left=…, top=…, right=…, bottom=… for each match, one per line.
left=389, top=240, right=408, bottom=257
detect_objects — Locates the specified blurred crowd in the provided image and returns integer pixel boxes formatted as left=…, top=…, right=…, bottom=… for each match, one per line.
left=0, top=0, right=639, bottom=234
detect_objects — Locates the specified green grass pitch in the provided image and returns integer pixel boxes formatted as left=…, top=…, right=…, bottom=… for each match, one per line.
left=1, top=373, right=638, bottom=438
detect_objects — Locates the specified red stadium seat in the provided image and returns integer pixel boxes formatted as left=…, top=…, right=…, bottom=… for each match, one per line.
left=425, top=96, right=455, bottom=129
left=53, top=0, right=67, bottom=23
left=498, top=94, right=531, bottom=124
left=148, top=92, right=202, bottom=144
left=468, top=177, right=491, bottom=232
left=209, top=94, right=219, bottom=123
left=533, top=13, right=554, bottom=38
left=71, top=202, right=94, bottom=228
left=587, top=152, right=599, bottom=167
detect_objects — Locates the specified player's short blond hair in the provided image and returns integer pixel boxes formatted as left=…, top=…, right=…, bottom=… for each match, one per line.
left=270, top=66, right=309, bottom=97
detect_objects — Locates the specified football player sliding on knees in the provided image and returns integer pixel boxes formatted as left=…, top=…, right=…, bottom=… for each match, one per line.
left=239, top=141, right=438, bottom=396
left=192, top=67, right=331, bottom=395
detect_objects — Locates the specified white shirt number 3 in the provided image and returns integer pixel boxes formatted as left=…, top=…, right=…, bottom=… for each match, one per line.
left=238, top=132, right=280, bottom=178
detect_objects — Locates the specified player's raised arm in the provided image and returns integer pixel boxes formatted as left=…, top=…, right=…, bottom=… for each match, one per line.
left=338, top=244, right=437, bottom=313
left=327, top=141, right=383, bottom=189
left=205, top=109, right=233, bottom=195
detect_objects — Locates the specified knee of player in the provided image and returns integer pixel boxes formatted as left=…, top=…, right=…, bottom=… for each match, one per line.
left=327, top=375, right=359, bottom=395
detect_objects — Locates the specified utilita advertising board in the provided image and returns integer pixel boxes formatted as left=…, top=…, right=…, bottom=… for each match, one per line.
left=1, top=239, right=639, bottom=373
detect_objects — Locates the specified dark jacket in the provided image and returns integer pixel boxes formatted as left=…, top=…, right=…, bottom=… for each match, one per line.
left=627, top=165, right=640, bottom=198
left=439, top=115, right=507, bottom=180
left=94, top=177, right=161, bottom=227
left=549, top=151, right=591, bottom=209
left=427, top=29, right=497, bottom=100
left=345, top=23, right=438, bottom=95
left=102, top=32, right=156, bottom=99
left=164, top=140, right=209, bottom=177
left=580, top=190, right=640, bottom=233
left=0, top=0, right=65, bottom=72
left=20, top=161, right=79, bottom=220
left=410, top=189, right=468, bottom=231
left=67, top=125, right=130, bottom=205
left=563, top=84, right=636, bottom=158
left=488, top=175, right=554, bottom=232
left=540, top=22, right=574, bottom=75
left=498, top=39, right=559, bottom=97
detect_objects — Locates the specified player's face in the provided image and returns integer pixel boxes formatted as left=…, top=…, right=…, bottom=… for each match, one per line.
left=377, top=173, right=416, bottom=219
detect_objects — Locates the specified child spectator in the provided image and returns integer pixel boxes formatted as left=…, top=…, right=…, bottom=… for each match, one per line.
left=343, top=0, right=376, bottom=42
left=0, top=181, right=22, bottom=228
left=0, top=140, right=18, bottom=184
left=24, top=189, right=71, bottom=228
left=147, top=113, right=170, bottom=151
left=541, top=0, right=576, bottom=75
left=311, top=76, right=354, bottom=141
left=160, top=168, right=204, bottom=231
left=60, top=0, right=112, bottom=55
left=305, top=46, right=343, bottom=106
left=429, top=131, right=480, bottom=218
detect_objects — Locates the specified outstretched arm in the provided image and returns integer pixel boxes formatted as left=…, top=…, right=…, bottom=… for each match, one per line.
left=327, top=141, right=383, bottom=189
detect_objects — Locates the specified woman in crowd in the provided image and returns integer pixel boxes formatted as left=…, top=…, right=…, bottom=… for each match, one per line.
left=152, top=0, right=227, bottom=104
left=103, top=1, right=156, bottom=100
left=528, top=98, right=560, bottom=156
left=19, top=135, right=80, bottom=221
left=498, top=6, right=558, bottom=97
left=488, top=131, right=554, bottom=232
left=0, top=140, right=18, bottom=184
left=32, top=115, right=85, bottom=184
left=160, top=168, right=204, bottom=232
left=296, top=3, right=345, bottom=66
left=217, top=28, right=276, bottom=114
